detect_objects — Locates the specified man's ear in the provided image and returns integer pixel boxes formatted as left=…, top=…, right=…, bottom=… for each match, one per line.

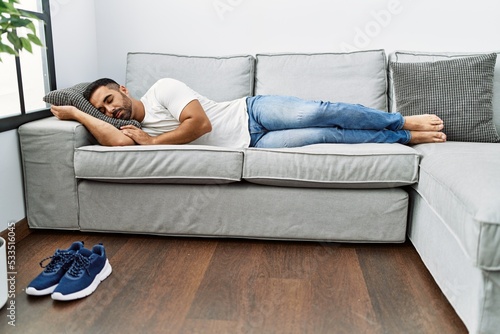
left=119, top=85, right=130, bottom=96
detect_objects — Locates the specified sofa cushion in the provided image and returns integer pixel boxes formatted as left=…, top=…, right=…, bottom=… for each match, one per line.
left=388, top=50, right=500, bottom=138
left=390, top=53, right=500, bottom=143
left=126, top=53, right=255, bottom=102
left=412, top=142, right=500, bottom=270
left=255, top=50, right=388, bottom=110
left=74, top=145, right=244, bottom=184
left=243, top=143, right=419, bottom=189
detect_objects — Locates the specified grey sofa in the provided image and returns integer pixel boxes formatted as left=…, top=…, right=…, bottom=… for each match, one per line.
left=18, top=50, right=500, bottom=333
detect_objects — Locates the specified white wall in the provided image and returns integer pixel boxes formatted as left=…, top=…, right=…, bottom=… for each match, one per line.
left=50, top=0, right=99, bottom=88
left=93, top=0, right=500, bottom=85
left=0, top=131, right=25, bottom=231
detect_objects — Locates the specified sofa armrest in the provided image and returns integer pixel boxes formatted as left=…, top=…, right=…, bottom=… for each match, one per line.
left=18, top=117, right=96, bottom=230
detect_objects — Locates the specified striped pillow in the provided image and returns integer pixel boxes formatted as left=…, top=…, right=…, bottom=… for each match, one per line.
left=43, top=82, right=142, bottom=129
left=390, top=53, right=499, bottom=142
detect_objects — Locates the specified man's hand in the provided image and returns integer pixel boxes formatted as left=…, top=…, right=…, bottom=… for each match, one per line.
left=118, top=100, right=211, bottom=146
left=50, top=104, right=135, bottom=146
left=51, top=105, right=80, bottom=120
left=120, top=125, right=155, bottom=145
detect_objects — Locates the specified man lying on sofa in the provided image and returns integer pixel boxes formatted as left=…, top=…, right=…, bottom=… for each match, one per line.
left=50, top=78, right=446, bottom=148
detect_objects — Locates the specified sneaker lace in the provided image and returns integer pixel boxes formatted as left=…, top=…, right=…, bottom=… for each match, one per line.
left=40, top=250, right=75, bottom=273
left=67, top=253, right=91, bottom=277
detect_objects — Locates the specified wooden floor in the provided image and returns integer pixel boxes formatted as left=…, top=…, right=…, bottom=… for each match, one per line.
left=0, top=230, right=467, bottom=334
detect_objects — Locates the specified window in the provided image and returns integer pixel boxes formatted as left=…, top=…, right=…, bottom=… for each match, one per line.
left=0, top=0, right=56, bottom=132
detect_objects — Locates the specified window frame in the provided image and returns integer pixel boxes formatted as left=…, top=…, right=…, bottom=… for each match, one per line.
left=0, top=0, right=56, bottom=133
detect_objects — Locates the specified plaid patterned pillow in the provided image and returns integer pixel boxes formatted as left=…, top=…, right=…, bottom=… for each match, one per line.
left=390, top=53, right=500, bottom=142
left=43, top=83, right=142, bottom=129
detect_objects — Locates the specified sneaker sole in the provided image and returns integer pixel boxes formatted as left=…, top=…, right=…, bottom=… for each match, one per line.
left=26, top=284, right=58, bottom=296
left=51, top=259, right=112, bottom=301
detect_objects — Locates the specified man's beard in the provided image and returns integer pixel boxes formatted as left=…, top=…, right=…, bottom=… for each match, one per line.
left=114, top=92, right=133, bottom=120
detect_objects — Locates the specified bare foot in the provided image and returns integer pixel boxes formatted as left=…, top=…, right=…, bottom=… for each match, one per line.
left=403, top=114, right=444, bottom=131
left=409, top=131, right=447, bottom=144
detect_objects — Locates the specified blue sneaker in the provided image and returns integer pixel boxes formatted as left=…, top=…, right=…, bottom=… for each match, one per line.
left=26, top=241, right=85, bottom=296
left=51, top=243, right=112, bottom=301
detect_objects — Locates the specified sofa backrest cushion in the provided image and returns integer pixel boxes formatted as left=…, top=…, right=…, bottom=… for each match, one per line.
left=388, top=51, right=500, bottom=137
left=255, top=50, right=388, bottom=111
left=126, top=53, right=255, bottom=102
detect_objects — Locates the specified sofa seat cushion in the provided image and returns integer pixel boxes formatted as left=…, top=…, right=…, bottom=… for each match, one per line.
left=75, top=145, right=244, bottom=184
left=243, top=143, right=420, bottom=189
left=412, top=142, right=500, bottom=270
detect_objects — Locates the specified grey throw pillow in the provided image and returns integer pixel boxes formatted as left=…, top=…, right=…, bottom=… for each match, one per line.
left=43, top=82, right=142, bottom=129
left=390, top=53, right=500, bottom=142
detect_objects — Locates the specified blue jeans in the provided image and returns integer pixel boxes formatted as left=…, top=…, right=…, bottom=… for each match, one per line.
left=246, top=95, right=411, bottom=148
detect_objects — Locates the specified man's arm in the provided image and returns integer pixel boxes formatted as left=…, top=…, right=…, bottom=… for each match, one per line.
left=51, top=105, right=135, bottom=146
left=120, top=99, right=212, bottom=145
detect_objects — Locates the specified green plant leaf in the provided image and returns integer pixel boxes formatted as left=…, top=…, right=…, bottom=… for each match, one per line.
left=26, top=21, right=36, bottom=34
left=27, top=33, right=43, bottom=47
left=19, top=9, right=39, bottom=21
left=20, top=36, right=32, bottom=53
left=1, top=2, right=18, bottom=14
left=10, top=17, right=32, bottom=29
left=0, top=42, right=18, bottom=56
left=7, top=31, right=22, bottom=50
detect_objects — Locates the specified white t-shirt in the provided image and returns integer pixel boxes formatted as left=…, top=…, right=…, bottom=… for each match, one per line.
left=140, top=78, right=250, bottom=148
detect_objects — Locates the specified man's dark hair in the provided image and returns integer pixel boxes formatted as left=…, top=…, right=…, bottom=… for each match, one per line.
left=83, top=78, right=120, bottom=101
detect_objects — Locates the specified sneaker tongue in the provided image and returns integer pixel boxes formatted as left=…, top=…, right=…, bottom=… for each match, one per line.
left=79, top=248, right=93, bottom=257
